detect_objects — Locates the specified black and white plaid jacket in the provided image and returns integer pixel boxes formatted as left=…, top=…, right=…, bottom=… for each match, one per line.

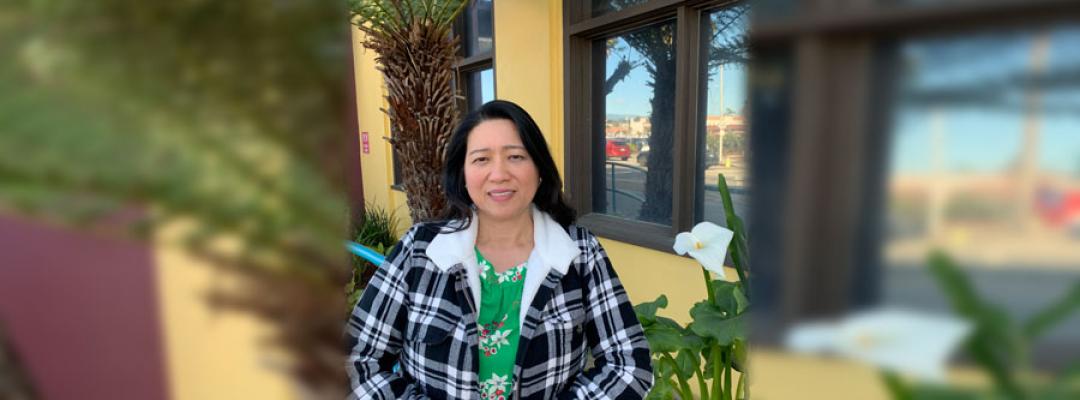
left=346, top=207, right=653, bottom=399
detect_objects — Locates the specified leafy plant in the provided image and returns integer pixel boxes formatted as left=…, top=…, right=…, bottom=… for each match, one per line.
left=0, top=1, right=354, bottom=396
left=636, top=174, right=751, bottom=399
left=346, top=204, right=401, bottom=310
left=878, top=252, right=1080, bottom=400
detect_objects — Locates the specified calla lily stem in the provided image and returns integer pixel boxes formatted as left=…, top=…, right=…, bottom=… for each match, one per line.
left=704, top=268, right=716, bottom=305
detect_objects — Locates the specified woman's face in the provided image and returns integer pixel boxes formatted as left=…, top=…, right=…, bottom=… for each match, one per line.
left=464, top=119, right=540, bottom=223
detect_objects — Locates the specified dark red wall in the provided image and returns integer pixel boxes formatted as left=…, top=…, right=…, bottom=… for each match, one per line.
left=0, top=214, right=168, bottom=400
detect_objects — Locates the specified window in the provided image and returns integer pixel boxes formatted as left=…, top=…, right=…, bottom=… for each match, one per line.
left=882, top=23, right=1080, bottom=369
left=744, top=1, right=1080, bottom=360
left=457, top=0, right=495, bottom=112
left=564, top=0, right=749, bottom=251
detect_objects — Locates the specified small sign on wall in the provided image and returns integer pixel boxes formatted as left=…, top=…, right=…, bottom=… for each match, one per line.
left=361, top=131, right=370, bottom=154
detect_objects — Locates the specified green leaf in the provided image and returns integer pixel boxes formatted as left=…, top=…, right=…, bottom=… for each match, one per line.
left=635, top=294, right=668, bottom=326
left=733, top=286, right=749, bottom=314
left=718, top=173, right=750, bottom=296
left=675, top=349, right=699, bottom=381
left=656, top=355, right=676, bottom=379
left=702, top=350, right=715, bottom=382
left=880, top=371, right=914, bottom=400
left=680, top=331, right=706, bottom=353
left=711, top=279, right=749, bottom=316
left=1044, top=359, right=1080, bottom=400
left=689, top=302, right=745, bottom=346
left=1023, top=281, right=1080, bottom=341
left=732, top=338, right=748, bottom=372
left=644, top=324, right=685, bottom=354
left=654, top=316, right=682, bottom=330
left=928, top=251, right=1023, bottom=398
left=646, top=375, right=675, bottom=400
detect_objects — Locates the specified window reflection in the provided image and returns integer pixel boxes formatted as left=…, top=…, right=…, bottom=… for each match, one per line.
left=883, top=24, right=1080, bottom=366
left=596, top=20, right=677, bottom=226
left=464, top=0, right=493, bottom=57
left=466, top=67, right=494, bottom=111
left=698, top=5, right=751, bottom=226
left=590, top=0, right=649, bottom=18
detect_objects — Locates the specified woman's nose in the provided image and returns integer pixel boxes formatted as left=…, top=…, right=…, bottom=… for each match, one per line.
left=489, top=159, right=510, bottom=181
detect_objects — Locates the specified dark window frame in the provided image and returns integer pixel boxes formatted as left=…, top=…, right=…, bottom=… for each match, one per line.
left=455, top=0, right=496, bottom=115
left=563, top=0, right=742, bottom=253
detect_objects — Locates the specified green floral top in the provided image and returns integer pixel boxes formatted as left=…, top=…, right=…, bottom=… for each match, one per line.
left=475, top=247, right=527, bottom=400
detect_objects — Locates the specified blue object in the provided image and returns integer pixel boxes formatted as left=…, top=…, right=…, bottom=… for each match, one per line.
left=345, top=241, right=398, bottom=373
left=346, top=241, right=386, bottom=265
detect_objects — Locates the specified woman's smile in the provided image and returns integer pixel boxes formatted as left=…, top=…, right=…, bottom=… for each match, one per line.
left=488, top=189, right=516, bottom=202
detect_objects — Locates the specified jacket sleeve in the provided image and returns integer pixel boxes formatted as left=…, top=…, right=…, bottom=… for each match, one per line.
left=345, top=226, right=430, bottom=400
left=558, top=233, right=654, bottom=399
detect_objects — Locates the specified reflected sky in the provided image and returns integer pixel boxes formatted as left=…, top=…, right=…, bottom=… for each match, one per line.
left=604, top=37, right=747, bottom=117
left=892, top=25, right=1080, bottom=174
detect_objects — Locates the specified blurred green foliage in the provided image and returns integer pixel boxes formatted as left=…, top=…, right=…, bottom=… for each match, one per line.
left=881, top=253, right=1080, bottom=399
left=0, top=0, right=353, bottom=395
left=346, top=204, right=400, bottom=311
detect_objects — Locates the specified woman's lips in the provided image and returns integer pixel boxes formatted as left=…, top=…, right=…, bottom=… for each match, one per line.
left=488, top=189, right=515, bottom=202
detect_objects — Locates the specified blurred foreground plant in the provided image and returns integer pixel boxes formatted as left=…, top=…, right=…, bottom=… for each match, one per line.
left=636, top=175, right=751, bottom=400
left=0, top=1, right=353, bottom=396
left=346, top=204, right=400, bottom=311
left=785, top=251, right=1080, bottom=399
left=898, top=251, right=1080, bottom=399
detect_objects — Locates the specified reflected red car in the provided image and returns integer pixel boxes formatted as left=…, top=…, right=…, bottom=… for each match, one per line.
left=1037, top=187, right=1080, bottom=235
left=606, top=139, right=631, bottom=161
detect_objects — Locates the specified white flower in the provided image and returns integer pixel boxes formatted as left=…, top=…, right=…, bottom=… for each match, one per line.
left=488, top=329, right=511, bottom=347
left=784, top=308, right=973, bottom=382
left=673, top=221, right=735, bottom=279
left=482, top=373, right=509, bottom=395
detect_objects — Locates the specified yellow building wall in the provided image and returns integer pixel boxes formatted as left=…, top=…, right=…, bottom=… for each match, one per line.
left=155, top=224, right=296, bottom=400
left=352, top=26, right=413, bottom=230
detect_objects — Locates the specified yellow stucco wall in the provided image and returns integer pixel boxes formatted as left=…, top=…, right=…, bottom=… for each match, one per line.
left=155, top=224, right=295, bottom=400
left=352, top=27, right=414, bottom=230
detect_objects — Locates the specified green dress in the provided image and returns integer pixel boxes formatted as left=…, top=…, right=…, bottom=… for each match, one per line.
left=475, top=247, right=527, bottom=400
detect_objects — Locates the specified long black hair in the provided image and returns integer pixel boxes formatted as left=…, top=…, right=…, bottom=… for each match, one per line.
left=441, top=100, right=576, bottom=230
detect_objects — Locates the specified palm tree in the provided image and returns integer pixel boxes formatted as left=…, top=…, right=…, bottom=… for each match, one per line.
left=348, top=0, right=468, bottom=222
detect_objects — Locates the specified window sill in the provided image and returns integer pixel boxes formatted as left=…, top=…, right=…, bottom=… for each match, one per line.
left=577, top=213, right=676, bottom=254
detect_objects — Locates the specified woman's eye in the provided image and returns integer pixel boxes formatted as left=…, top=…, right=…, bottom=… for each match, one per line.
left=509, top=154, right=527, bottom=161
left=472, top=157, right=488, bottom=164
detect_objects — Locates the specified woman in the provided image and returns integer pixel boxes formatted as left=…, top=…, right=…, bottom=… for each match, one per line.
left=346, top=100, right=653, bottom=399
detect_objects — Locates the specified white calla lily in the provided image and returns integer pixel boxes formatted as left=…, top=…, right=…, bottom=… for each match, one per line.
left=673, top=221, right=734, bottom=279
left=784, top=308, right=973, bottom=382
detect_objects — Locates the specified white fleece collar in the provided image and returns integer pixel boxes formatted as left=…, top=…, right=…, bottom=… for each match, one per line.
left=426, top=205, right=582, bottom=325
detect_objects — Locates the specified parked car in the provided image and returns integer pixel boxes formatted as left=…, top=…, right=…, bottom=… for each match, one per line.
left=636, top=145, right=650, bottom=167
left=1036, top=186, right=1080, bottom=237
left=606, top=139, right=631, bottom=161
